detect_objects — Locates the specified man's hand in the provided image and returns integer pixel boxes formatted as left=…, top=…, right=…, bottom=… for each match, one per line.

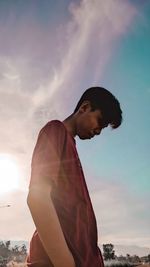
left=27, top=187, right=76, bottom=267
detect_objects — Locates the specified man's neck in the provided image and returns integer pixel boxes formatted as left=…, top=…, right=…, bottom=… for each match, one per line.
left=63, top=114, right=77, bottom=138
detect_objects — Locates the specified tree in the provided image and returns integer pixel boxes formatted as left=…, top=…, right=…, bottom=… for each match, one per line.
left=5, top=241, right=10, bottom=250
left=126, top=254, right=131, bottom=263
left=0, top=241, right=28, bottom=264
left=103, top=243, right=115, bottom=261
left=130, top=254, right=140, bottom=263
left=20, top=244, right=27, bottom=255
left=0, top=241, right=10, bottom=258
left=12, top=245, right=19, bottom=255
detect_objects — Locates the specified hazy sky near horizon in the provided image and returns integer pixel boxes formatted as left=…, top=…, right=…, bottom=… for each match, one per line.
left=0, top=0, right=150, bottom=249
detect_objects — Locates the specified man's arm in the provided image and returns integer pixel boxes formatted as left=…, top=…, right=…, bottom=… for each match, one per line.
left=27, top=122, right=75, bottom=267
left=27, top=184, right=75, bottom=267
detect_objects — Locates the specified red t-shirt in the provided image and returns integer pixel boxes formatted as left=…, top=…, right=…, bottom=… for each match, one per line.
left=27, top=120, right=104, bottom=267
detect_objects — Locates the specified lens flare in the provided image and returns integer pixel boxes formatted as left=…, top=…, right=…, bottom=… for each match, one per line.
left=0, top=154, right=20, bottom=195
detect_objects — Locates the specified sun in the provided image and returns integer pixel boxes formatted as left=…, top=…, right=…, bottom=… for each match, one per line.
left=0, top=154, right=20, bottom=195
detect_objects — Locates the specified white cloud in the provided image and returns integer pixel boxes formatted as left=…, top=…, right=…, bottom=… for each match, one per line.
left=49, top=0, right=137, bottom=103
left=89, top=177, right=150, bottom=247
left=0, top=190, right=35, bottom=241
left=0, top=0, right=137, bottom=170
left=0, top=0, right=139, bottom=246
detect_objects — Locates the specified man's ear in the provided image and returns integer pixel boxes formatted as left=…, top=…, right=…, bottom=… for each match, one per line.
left=79, top=101, right=91, bottom=113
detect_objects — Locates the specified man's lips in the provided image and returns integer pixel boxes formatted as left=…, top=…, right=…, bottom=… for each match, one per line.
left=88, top=133, right=94, bottom=139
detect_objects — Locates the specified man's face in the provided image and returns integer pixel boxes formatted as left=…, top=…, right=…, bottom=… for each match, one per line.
left=76, top=103, right=108, bottom=140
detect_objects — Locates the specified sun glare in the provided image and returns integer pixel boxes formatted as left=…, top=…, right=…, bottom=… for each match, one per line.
left=0, top=154, right=20, bottom=195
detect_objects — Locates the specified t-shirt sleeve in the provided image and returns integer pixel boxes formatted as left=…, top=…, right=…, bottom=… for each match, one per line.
left=29, top=121, right=66, bottom=188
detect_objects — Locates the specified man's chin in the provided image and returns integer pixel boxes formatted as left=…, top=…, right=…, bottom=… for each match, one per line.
left=79, top=135, right=91, bottom=140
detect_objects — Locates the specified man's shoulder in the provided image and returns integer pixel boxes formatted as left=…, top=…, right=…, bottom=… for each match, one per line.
left=41, top=119, right=66, bottom=135
left=46, top=119, right=63, bottom=126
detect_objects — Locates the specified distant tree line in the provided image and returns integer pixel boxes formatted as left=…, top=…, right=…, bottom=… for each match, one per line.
left=103, top=243, right=150, bottom=264
left=0, top=240, right=27, bottom=265
left=103, top=244, right=115, bottom=260
left=0, top=241, right=150, bottom=266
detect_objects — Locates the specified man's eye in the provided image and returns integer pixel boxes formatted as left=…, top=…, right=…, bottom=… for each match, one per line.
left=98, top=119, right=102, bottom=126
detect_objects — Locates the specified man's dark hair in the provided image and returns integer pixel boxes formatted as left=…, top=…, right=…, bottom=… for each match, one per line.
left=74, top=87, right=122, bottom=129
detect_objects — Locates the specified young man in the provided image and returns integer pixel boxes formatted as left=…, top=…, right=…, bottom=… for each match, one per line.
left=26, top=87, right=122, bottom=267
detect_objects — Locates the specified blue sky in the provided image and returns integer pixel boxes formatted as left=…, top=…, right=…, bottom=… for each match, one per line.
left=102, top=4, right=150, bottom=195
left=0, top=0, right=149, bottom=253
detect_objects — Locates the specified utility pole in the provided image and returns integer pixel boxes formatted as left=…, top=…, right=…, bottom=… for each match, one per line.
left=0, top=205, right=11, bottom=208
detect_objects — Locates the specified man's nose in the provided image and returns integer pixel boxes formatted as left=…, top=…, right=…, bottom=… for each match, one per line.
left=94, top=128, right=101, bottom=135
